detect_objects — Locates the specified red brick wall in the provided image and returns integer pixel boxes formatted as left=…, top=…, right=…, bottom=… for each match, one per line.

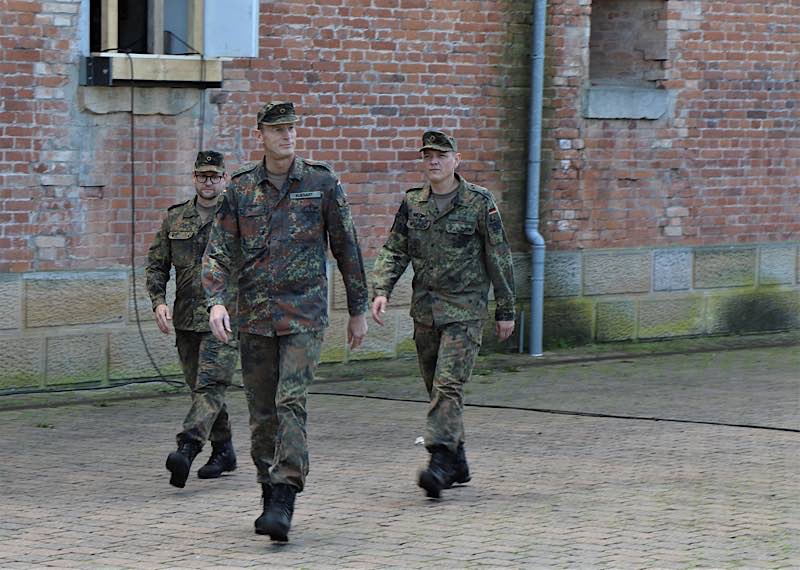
left=543, top=0, right=800, bottom=249
left=1, top=0, right=798, bottom=272
left=213, top=0, right=532, bottom=256
left=0, top=0, right=531, bottom=272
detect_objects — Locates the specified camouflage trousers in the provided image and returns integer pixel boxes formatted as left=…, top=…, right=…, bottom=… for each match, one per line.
left=414, top=320, right=483, bottom=454
left=239, top=330, right=323, bottom=492
left=174, top=330, right=238, bottom=446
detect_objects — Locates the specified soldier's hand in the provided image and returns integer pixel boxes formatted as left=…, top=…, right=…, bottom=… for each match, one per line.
left=155, top=304, right=172, bottom=335
left=496, top=320, right=515, bottom=342
left=371, top=296, right=388, bottom=326
left=348, top=313, right=368, bottom=349
left=209, top=305, right=232, bottom=343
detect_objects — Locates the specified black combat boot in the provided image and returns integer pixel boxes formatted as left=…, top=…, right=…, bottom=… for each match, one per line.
left=417, top=445, right=457, bottom=499
left=165, top=439, right=202, bottom=488
left=254, top=483, right=273, bottom=535
left=444, top=442, right=471, bottom=489
left=256, top=483, right=297, bottom=542
left=197, top=440, right=237, bottom=479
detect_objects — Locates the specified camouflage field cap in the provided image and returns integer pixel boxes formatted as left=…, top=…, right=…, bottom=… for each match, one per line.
left=194, top=150, right=225, bottom=173
left=419, top=130, right=458, bottom=153
left=257, top=102, right=299, bottom=127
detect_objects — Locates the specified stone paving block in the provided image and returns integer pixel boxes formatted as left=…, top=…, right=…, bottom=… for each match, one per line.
left=596, top=300, right=636, bottom=341
left=321, top=310, right=348, bottom=363
left=45, top=335, right=107, bottom=386
left=0, top=337, right=43, bottom=389
left=544, top=251, right=581, bottom=297
left=347, top=310, right=399, bottom=361
left=128, top=266, right=176, bottom=323
left=25, top=271, right=128, bottom=328
left=511, top=251, right=532, bottom=300
left=0, top=274, right=22, bottom=330
left=759, top=245, right=797, bottom=286
left=694, top=247, right=756, bottom=289
left=108, top=327, right=182, bottom=380
left=583, top=251, right=651, bottom=295
left=333, top=258, right=417, bottom=311
left=653, top=248, right=693, bottom=292
left=395, top=312, right=415, bottom=355
left=638, top=297, right=705, bottom=339
left=706, top=290, right=800, bottom=335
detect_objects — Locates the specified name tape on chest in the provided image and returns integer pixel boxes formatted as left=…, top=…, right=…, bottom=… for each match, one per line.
left=290, top=191, right=323, bottom=200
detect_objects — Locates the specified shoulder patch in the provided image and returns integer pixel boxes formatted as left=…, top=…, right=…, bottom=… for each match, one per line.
left=167, top=198, right=192, bottom=211
left=303, top=158, right=334, bottom=172
left=465, top=183, right=494, bottom=201
left=231, top=161, right=259, bottom=178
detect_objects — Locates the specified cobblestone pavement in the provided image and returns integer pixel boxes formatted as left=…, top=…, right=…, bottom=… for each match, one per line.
left=0, top=344, right=798, bottom=568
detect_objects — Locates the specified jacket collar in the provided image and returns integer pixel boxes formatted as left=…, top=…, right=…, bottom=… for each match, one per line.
left=256, top=156, right=304, bottom=186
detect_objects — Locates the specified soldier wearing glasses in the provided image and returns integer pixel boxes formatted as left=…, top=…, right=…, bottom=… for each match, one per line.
left=146, top=150, right=240, bottom=488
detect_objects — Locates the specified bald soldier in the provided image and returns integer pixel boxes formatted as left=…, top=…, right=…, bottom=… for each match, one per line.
left=371, top=130, right=516, bottom=499
left=203, top=102, right=369, bottom=541
left=146, top=150, right=239, bottom=488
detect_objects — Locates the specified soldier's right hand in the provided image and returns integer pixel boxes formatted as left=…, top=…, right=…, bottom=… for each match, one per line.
left=155, top=304, right=172, bottom=334
left=209, top=304, right=232, bottom=343
left=371, top=296, right=389, bottom=326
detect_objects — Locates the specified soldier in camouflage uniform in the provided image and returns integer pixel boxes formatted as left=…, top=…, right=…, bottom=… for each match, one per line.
left=202, top=102, right=369, bottom=542
left=146, top=150, right=239, bottom=489
left=371, top=130, right=516, bottom=499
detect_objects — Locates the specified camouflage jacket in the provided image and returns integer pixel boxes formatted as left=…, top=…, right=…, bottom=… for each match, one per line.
left=372, top=174, right=516, bottom=326
left=146, top=197, right=237, bottom=332
left=202, top=157, right=369, bottom=336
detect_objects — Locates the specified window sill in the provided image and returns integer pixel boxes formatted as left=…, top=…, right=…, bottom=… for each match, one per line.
left=583, top=86, right=669, bottom=120
left=80, top=53, right=224, bottom=87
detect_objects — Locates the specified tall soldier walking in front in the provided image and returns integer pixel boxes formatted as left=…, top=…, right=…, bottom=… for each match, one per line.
left=203, top=102, right=369, bottom=541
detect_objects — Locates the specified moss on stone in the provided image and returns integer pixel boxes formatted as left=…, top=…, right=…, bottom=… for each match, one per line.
left=542, top=298, right=594, bottom=349
left=708, top=288, right=800, bottom=335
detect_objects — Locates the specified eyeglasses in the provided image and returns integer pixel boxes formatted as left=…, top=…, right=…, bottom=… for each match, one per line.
left=194, top=173, right=224, bottom=183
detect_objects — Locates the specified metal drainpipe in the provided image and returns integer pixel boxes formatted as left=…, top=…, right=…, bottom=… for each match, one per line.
left=525, top=0, right=548, bottom=356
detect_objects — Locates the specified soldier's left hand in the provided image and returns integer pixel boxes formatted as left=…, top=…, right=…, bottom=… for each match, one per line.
left=496, top=320, right=515, bottom=342
left=348, top=313, right=368, bottom=349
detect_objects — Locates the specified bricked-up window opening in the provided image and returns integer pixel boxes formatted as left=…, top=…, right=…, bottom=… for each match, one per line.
left=589, top=0, right=667, bottom=88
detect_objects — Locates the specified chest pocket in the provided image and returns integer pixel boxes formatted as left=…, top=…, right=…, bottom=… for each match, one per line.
left=406, top=216, right=432, bottom=231
left=444, top=216, right=477, bottom=249
left=406, top=213, right=431, bottom=256
left=289, top=200, right=322, bottom=241
left=445, top=219, right=476, bottom=235
left=240, top=205, right=269, bottom=251
left=169, top=230, right=196, bottom=267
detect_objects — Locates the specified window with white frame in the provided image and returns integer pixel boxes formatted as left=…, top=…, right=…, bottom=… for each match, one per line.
left=82, top=0, right=258, bottom=85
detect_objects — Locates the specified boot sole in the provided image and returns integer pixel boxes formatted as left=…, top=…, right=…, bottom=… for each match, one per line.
left=197, top=463, right=237, bottom=479
left=255, top=520, right=288, bottom=542
left=444, top=474, right=471, bottom=489
left=417, top=469, right=443, bottom=499
left=166, top=453, right=190, bottom=488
